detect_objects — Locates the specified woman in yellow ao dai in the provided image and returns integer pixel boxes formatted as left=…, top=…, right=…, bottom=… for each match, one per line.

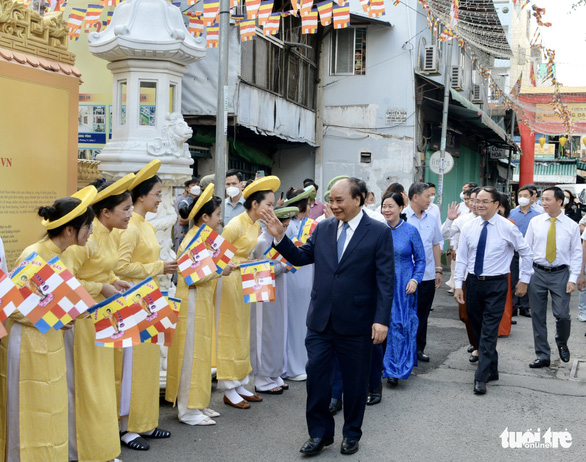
left=0, top=187, right=96, bottom=462
left=113, top=162, right=176, bottom=450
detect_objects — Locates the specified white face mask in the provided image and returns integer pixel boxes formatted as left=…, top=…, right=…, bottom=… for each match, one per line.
left=226, top=186, right=240, bottom=198
left=518, top=197, right=530, bottom=207
left=563, top=197, right=570, bottom=206
left=429, top=195, right=436, bottom=204
left=190, top=185, right=201, bottom=196
left=460, top=192, right=465, bottom=201
left=365, top=203, right=377, bottom=211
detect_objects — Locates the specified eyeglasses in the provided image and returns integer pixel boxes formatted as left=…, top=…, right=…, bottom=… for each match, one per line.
left=148, top=192, right=162, bottom=199
left=114, top=206, right=134, bottom=216
left=474, top=200, right=495, bottom=205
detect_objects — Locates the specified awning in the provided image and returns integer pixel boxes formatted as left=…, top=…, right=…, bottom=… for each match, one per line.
left=422, top=96, right=516, bottom=150
left=512, top=160, right=577, bottom=184
left=350, top=13, right=393, bottom=27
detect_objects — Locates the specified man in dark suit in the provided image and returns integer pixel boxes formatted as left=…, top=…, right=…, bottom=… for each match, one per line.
left=261, top=178, right=395, bottom=456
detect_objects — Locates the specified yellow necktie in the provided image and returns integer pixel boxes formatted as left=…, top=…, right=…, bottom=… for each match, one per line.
left=546, top=217, right=556, bottom=263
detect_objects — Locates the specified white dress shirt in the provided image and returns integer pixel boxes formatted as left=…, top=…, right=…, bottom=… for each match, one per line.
left=337, top=210, right=365, bottom=257
left=449, top=212, right=476, bottom=250
left=524, top=211, right=582, bottom=284
left=405, top=206, right=443, bottom=281
left=427, top=202, right=455, bottom=240
left=455, top=213, right=534, bottom=289
left=532, top=203, right=544, bottom=213
left=363, top=205, right=386, bottom=223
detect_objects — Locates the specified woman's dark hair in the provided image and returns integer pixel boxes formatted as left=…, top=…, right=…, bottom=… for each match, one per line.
left=382, top=192, right=407, bottom=221
left=499, top=193, right=511, bottom=218
left=90, top=179, right=132, bottom=217
left=563, top=189, right=575, bottom=211
left=383, top=182, right=404, bottom=198
left=38, top=197, right=95, bottom=238
left=187, top=196, right=222, bottom=224
left=244, top=190, right=273, bottom=210
left=131, top=175, right=161, bottom=203
left=286, top=188, right=309, bottom=213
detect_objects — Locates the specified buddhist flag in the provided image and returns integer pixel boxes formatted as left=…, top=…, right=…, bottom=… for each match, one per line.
left=68, top=28, right=81, bottom=41
left=510, top=72, right=522, bottom=99
left=393, top=0, right=399, bottom=5
left=188, top=16, right=205, bottom=36
left=291, top=236, right=304, bottom=247
left=334, top=0, right=346, bottom=6
left=290, top=0, right=299, bottom=16
left=207, top=26, right=219, bottom=47
left=204, top=0, right=220, bottom=26
left=148, top=292, right=181, bottom=347
left=317, top=0, right=332, bottom=26
left=101, top=0, right=121, bottom=5
left=67, top=8, right=87, bottom=30
left=437, top=26, right=455, bottom=41
left=9, top=253, right=73, bottom=334
left=48, top=0, right=66, bottom=11
left=0, top=269, right=23, bottom=325
left=246, top=0, right=261, bottom=19
left=125, top=278, right=175, bottom=344
left=530, top=63, right=537, bottom=86
left=332, top=3, right=349, bottom=28
left=263, top=12, right=280, bottom=35
left=449, top=0, right=459, bottom=27
left=90, top=292, right=139, bottom=348
left=258, top=0, right=273, bottom=26
left=84, top=4, right=104, bottom=30
left=241, top=260, right=275, bottom=303
left=263, top=246, right=296, bottom=273
left=297, top=217, right=318, bottom=243
left=240, top=19, right=257, bottom=41
left=359, top=0, right=369, bottom=14
left=194, top=224, right=237, bottom=274
left=47, top=256, right=96, bottom=330
left=187, top=0, right=199, bottom=4
left=231, top=13, right=246, bottom=24
left=301, top=9, right=318, bottom=34
left=105, top=10, right=114, bottom=26
left=300, top=0, right=313, bottom=16
left=368, top=0, right=384, bottom=18
left=177, top=238, right=217, bottom=286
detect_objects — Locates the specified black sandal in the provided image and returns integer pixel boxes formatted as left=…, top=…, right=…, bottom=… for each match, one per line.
left=280, top=383, right=289, bottom=391
left=255, top=386, right=283, bottom=395
left=142, top=427, right=171, bottom=439
left=120, top=433, right=150, bottom=451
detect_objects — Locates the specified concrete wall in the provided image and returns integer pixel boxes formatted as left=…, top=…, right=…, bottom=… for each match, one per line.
left=271, top=146, right=317, bottom=199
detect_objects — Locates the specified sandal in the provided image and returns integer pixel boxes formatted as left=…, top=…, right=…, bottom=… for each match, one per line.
left=255, top=386, right=283, bottom=395
left=141, top=427, right=171, bottom=439
left=120, top=434, right=150, bottom=451
left=280, top=383, right=289, bottom=391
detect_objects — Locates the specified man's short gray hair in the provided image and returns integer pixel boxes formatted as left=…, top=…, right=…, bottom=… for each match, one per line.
left=408, top=182, right=430, bottom=200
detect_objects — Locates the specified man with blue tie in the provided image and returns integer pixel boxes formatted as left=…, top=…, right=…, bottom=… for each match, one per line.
left=454, top=187, right=534, bottom=394
left=261, top=178, right=395, bottom=456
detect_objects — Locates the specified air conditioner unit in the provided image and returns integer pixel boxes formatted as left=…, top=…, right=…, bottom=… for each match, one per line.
left=451, top=66, right=464, bottom=91
left=423, top=45, right=440, bottom=74
left=471, top=83, right=482, bottom=103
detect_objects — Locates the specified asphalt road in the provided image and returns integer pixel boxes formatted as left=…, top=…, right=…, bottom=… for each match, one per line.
left=121, top=277, right=586, bottom=462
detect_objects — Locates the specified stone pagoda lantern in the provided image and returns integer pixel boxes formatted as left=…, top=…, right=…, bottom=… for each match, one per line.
left=88, top=0, right=206, bottom=287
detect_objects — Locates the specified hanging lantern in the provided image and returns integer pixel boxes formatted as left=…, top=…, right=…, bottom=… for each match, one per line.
left=538, top=136, right=546, bottom=148
left=559, top=136, right=568, bottom=148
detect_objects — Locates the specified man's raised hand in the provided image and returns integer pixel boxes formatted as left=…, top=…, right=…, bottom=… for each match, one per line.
left=260, top=209, right=286, bottom=242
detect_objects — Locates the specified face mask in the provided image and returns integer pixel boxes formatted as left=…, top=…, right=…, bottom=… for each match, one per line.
left=226, top=186, right=240, bottom=198
left=366, top=203, right=377, bottom=211
left=190, top=185, right=201, bottom=196
left=460, top=192, right=465, bottom=201
left=518, top=197, right=530, bottom=207
left=429, top=195, right=436, bottom=204
left=563, top=198, right=570, bottom=206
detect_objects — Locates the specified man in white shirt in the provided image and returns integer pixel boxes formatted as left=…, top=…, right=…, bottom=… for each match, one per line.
left=424, top=183, right=459, bottom=239
left=405, top=183, right=443, bottom=363
left=454, top=187, right=533, bottom=394
left=524, top=187, right=582, bottom=368
left=224, top=169, right=246, bottom=225
left=526, top=184, right=544, bottom=213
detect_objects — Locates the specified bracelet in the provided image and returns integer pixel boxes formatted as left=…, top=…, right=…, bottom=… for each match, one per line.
left=436, top=270, right=443, bottom=274
left=435, top=266, right=442, bottom=270
left=409, top=279, right=419, bottom=285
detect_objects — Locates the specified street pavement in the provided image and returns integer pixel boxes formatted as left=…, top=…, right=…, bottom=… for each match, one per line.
left=122, top=273, right=586, bottom=462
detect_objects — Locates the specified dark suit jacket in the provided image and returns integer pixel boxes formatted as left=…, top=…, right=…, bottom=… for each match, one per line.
left=275, top=212, right=395, bottom=336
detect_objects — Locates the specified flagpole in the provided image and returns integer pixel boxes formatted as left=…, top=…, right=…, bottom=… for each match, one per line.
left=215, top=0, right=230, bottom=224
left=437, top=38, right=454, bottom=208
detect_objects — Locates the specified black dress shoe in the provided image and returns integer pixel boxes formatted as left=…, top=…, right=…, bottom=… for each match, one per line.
left=467, top=345, right=475, bottom=353
left=473, top=380, right=486, bottom=394
left=519, top=308, right=531, bottom=318
left=387, top=377, right=398, bottom=386
left=469, top=354, right=478, bottom=363
left=512, top=306, right=518, bottom=317
left=487, top=372, right=499, bottom=382
left=300, top=437, right=334, bottom=456
left=366, top=386, right=382, bottom=406
left=511, top=319, right=517, bottom=325
left=329, top=398, right=342, bottom=415
left=340, top=438, right=359, bottom=455
left=558, top=345, right=570, bottom=363
left=417, top=351, right=430, bottom=362
left=529, top=358, right=550, bottom=368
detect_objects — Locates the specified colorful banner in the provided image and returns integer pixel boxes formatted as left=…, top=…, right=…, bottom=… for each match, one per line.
left=148, top=291, right=181, bottom=347
left=177, top=238, right=217, bottom=285
left=193, top=224, right=237, bottom=274
left=207, top=26, right=219, bottom=47
left=258, top=0, right=273, bottom=26
left=240, top=260, right=275, bottom=303
left=317, top=0, right=333, bottom=26
left=245, top=0, right=261, bottom=19
left=47, top=256, right=96, bottom=329
left=297, top=217, right=317, bottom=243
left=9, top=253, right=73, bottom=333
left=203, top=0, right=220, bottom=26
left=263, top=246, right=297, bottom=273
left=239, top=19, right=257, bottom=41
left=301, top=9, right=318, bottom=34
left=263, top=13, right=281, bottom=35
left=0, top=269, right=23, bottom=324
left=90, top=292, right=139, bottom=348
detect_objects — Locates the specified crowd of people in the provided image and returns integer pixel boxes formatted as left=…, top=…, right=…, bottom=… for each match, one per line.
left=1, top=163, right=585, bottom=460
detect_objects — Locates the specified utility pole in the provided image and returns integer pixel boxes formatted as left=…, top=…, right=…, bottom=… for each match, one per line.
left=437, top=39, right=454, bottom=208
left=505, top=110, right=516, bottom=194
left=215, top=0, right=230, bottom=223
